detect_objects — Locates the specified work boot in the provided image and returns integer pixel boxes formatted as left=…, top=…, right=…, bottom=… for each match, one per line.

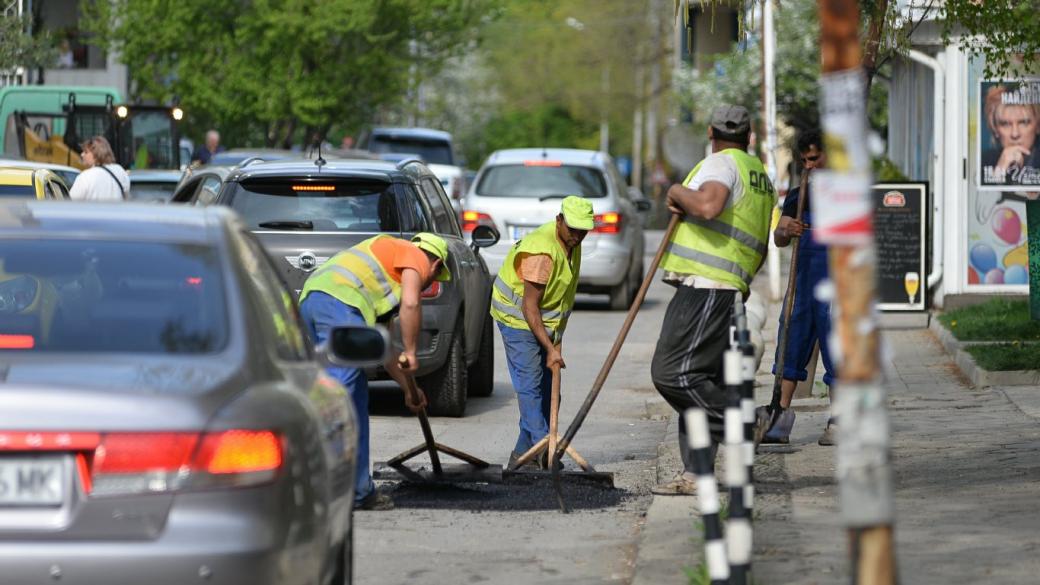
left=651, top=472, right=698, bottom=496
left=507, top=451, right=539, bottom=471
left=761, top=409, right=796, bottom=444
left=818, top=422, right=837, bottom=446
left=354, top=489, right=394, bottom=511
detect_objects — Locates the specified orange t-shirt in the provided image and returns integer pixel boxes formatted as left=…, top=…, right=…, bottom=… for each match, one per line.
left=516, top=253, right=553, bottom=285
left=370, top=237, right=433, bottom=284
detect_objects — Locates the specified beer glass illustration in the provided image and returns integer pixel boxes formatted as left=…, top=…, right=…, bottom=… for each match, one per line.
left=904, top=271, right=920, bottom=304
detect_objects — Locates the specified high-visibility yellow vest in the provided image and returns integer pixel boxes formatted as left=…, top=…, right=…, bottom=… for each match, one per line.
left=300, top=235, right=402, bottom=325
left=660, top=149, right=776, bottom=293
left=490, top=221, right=581, bottom=342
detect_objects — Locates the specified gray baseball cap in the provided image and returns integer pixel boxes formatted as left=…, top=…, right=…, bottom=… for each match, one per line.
left=710, top=105, right=751, bottom=135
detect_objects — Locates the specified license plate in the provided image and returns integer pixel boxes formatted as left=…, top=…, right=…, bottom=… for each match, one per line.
left=510, top=225, right=536, bottom=240
left=0, top=457, right=65, bottom=506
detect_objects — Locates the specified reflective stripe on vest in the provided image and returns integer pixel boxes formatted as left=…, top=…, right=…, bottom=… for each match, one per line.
left=346, top=248, right=399, bottom=307
left=665, top=239, right=754, bottom=283
left=493, top=276, right=570, bottom=323
left=684, top=216, right=768, bottom=258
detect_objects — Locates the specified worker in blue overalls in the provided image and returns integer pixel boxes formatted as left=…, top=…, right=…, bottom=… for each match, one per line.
left=763, top=129, right=838, bottom=446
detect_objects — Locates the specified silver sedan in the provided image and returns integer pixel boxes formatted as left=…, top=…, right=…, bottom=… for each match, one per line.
left=0, top=202, right=385, bottom=585
left=462, top=148, right=650, bottom=309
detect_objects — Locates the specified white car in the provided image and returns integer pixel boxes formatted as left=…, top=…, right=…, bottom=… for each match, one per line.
left=462, top=148, right=651, bottom=309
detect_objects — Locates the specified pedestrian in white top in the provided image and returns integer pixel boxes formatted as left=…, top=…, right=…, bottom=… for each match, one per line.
left=69, top=136, right=130, bottom=201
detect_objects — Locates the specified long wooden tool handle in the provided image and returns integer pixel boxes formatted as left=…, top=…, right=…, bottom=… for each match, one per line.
left=400, top=355, right=442, bottom=475
left=555, top=214, right=682, bottom=460
left=768, top=168, right=812, bottom=414
left=548, top=364, right=561, bottom=470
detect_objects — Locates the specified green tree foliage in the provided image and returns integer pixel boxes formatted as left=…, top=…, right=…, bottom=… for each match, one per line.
left=0, top=11, right=57, bottom=72
left=84, top=0, right=497, bottom=147
left=942, top=0, right=1040, bottom=78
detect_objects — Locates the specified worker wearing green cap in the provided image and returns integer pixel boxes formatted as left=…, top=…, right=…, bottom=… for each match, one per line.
left=490, top=195, right=594, bottom=469
left=299, top=232, right=450, bottom=510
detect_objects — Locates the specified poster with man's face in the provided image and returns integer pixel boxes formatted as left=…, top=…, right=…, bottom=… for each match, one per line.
left=979, top=80, right=1040, bottom=187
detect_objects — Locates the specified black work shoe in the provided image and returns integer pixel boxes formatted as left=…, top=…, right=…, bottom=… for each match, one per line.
left=507, top=451, right=539, bottom=471
left=537, top=451, right=564, bottom=471
left=354, top=490, right=394, bottom=511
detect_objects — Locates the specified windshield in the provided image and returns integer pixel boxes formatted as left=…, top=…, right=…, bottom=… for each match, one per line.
left=0, top=240, right=228, bottom=354
left=368, top=136, right=453, bottom=166
left=120, top=110, right=178, bottom=169
left=229, top=179, right=402, bottom=232
left=129, top=181, right=177, bottom=202
left=0, top=185, right=35, bottom=198
left=476, top=164, right=607, bottom=198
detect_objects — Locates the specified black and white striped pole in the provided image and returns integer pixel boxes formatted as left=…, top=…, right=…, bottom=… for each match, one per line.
left=724, top=346, right=752, bottom=584
left=732, top=297, right=757, bottom=518
left=685, top=408, right=729, bottom=585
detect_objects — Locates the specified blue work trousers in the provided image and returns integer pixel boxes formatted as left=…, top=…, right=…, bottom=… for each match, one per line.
left=497, top=323, right=553, bottom=455
left=772, top=251, right=837, bottom=387
left=299, top=291, right=372, bottom=504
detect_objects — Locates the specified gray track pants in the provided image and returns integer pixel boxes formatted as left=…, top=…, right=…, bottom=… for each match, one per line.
left=651, top=285, right=735, bottom=475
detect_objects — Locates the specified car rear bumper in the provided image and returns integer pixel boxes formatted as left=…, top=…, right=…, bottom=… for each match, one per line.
left=366, top=302, right=455, bottom=379
left=0, top=487, right=330, bottom=585
left=480, top=239, right=631, bottom=289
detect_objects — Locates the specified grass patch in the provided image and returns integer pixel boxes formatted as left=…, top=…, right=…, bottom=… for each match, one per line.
left=966, top=343, right=1040, bottom=371
left=938, top=299, right=1040, bottom=342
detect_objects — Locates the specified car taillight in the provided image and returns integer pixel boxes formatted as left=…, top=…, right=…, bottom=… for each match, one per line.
left=594, top=212, right=623, bottom=234
left=87, top=430, right=282, bottom=496
left=421, top=281, right=442, bottom=299
left=462, top=210, right=493, bottom=233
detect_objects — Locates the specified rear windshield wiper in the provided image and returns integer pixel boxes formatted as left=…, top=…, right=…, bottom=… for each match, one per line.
left=538, top=193, right=573, bottom=202
left=258, top=220, right=314, bottom=230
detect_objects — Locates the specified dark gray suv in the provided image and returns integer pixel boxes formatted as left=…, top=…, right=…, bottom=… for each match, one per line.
left=210, top=158, right=500, bottom=417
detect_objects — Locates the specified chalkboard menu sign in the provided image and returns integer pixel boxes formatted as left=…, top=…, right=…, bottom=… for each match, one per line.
left=873, top=183, right=927, bottom=311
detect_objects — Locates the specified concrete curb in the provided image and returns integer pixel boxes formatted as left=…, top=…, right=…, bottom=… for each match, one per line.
left=928, top=318, right=1040, bottom=387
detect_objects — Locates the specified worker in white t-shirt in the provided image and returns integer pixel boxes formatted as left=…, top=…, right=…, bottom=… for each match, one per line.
left=69, top=136, right=130, bottom=201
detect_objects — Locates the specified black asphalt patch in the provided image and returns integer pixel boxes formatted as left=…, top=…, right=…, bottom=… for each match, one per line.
left=380, top=474, right=626, bottom=512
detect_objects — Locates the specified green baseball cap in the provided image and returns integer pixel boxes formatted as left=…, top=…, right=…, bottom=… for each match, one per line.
left=560, top=195, right=594, bottom=231
left=411, top=233, right=452, bottom=281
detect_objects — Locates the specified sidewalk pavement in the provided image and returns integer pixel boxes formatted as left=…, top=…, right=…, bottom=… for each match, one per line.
left=632, top=320, right=1040, bottom=583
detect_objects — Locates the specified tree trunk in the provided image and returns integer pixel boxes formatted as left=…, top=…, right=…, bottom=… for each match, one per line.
left=861, top=0, right=888, bottom=95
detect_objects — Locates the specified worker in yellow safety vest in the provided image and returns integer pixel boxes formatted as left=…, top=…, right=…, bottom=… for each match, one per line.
left=491, top=196, right=594, bottom=470
left=299, top=232, right=451, bottom=510
left=649, top=104, right=776, bottom=496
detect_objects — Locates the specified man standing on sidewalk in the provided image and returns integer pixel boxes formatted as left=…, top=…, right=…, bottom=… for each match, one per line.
left=650, top=105, right=776, bottom=495
left=762, top=129, right=839, bottom=446
left=491, top=196, right=594, bottom=470
left=298, top=233, right=450, bottom=510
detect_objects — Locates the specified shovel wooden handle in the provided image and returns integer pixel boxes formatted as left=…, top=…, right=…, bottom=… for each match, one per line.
left=399, top=355, right=442, bottom=475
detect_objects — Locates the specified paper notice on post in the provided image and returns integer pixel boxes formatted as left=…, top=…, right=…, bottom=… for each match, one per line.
left=811, top=170, right=874, bottom=246
left=820, top=69, right=870, bottom=174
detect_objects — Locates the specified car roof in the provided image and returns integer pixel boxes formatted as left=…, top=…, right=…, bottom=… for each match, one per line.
left=227, top=157, right=431, bottom=183
left=369, top=127, right=453, bottom=141
left=0, top=201, right=235, bottom=242
left=0, top=158, right=80, bottom=174
left=485, top=148, right=611, bottom=167
left=0, top=167, right=36, bottom=186
left=129, top=169, right=185, bottom=182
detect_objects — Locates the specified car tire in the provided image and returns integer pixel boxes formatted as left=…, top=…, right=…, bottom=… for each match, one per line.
left=467, top=311, right=495, bottom=397
left=629, top=258, right=644, bottom=305
left=331, top=516, right=353, bottom=584
left=420, top=323, right=468, bottom=417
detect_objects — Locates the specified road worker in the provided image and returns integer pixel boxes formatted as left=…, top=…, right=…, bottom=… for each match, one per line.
left=298, top=233, right=451, bottom=510
left=491, top=196, right=594, bottom=470
left=762, top=129, right=839, bottom=446
left=650, top=104, right=777, bottom=495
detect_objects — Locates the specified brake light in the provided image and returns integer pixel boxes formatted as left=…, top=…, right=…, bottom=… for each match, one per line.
left=462, top=210, right=493, bottom=232
left=196, top=430, right=282, bottom=474
left=523, top=160, right=563, bottom=167
left=421, top=281, right=442, bottom=299
left=291, top=184, right=335, bottom=191
left=0, top=334, right=35, bottom=349
left=594, top=212, right=623, bottom=234
left=85, top=430, right=283, bottom=496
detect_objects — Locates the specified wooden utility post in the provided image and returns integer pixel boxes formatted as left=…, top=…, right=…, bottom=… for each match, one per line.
left=816, top=0, right=898, bottom=583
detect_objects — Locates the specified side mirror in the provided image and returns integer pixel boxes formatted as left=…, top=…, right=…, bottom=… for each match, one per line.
left=629, top=187, right=652, bottom=212
left=635, top=199, right=652, bottom=212
left=470, top=224, right=500, bottom=249
left=324, top=325, right=389, bottom=367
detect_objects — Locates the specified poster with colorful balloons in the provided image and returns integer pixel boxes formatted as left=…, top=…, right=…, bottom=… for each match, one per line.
left=967, top=197, right=1031, bottom=287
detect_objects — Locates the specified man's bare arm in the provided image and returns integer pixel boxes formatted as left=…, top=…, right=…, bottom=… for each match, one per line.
left=666, top=181, right=731, bottom=220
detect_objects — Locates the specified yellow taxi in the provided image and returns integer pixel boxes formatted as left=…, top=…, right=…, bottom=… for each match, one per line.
left=0, top=166, right=70, bottom=200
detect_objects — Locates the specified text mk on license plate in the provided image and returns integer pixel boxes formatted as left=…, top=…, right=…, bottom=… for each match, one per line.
left=0, top=457, right=65, bottom=506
